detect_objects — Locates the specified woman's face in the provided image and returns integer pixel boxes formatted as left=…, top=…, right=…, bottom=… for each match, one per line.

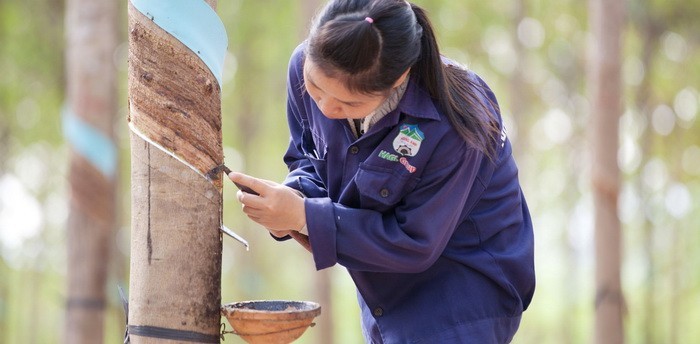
left=303, top=59, right=387, bottom=120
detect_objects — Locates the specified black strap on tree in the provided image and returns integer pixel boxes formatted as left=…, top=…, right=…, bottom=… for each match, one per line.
left=128, top=325, right=220, bottom=343
left=118, top=285, right=221, bottom=343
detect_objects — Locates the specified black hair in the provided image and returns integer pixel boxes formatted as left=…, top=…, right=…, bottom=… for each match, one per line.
left=307, top=0, right=501, bottom=159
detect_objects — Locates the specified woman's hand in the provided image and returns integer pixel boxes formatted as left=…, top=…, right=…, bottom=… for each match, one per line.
left=227, top=172, right=306, bottom=237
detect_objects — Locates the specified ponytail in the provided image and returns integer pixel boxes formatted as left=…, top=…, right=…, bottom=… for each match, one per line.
left=411, top=4, right=501, bottom=159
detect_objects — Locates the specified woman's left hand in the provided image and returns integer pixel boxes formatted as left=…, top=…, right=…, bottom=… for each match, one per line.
left=227, top=172, right=306, bottom=235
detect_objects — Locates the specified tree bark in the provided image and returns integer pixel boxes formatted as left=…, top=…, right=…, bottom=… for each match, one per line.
left=64, top=0, right=118, bottom=342
left=127, top=0, right=224, bottom=342
left=588, top=0, right=626, bottom=342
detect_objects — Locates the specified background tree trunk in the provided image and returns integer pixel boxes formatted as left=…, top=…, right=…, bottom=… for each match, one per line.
left=295, top=1, right=336, bottom=344
left=126, top=0, right=225, bottom=342
left=588, top=0, right=626, bottom=342
left=63, top=0, right=118, bottom=342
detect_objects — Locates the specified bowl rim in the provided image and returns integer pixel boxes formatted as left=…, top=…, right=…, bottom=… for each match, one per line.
left=221, top=300, right=321, bottom=316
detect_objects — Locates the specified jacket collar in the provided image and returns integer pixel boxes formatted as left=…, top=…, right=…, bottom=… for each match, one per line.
left=373, top=77, right=441, bottom=131
left=396, top=77, right=441, bottom=121
left=394, top=77, right=440, bottom=124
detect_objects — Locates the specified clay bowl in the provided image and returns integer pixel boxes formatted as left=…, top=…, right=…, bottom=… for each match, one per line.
left=221, top=300, right=321, bottom=344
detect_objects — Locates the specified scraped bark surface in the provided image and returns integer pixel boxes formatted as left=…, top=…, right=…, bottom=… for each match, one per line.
left=128, top=2, right=223, bottom=186
left=127, top=0, right=224, bottom=342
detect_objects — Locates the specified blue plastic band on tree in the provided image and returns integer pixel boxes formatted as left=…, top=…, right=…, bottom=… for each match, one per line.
left=62, top=104, right=118, bottom=178
left=130, top=0, right=228, bottom=87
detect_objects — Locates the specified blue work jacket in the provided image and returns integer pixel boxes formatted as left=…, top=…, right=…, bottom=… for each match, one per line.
left=282, top=44, right=535, bottom=343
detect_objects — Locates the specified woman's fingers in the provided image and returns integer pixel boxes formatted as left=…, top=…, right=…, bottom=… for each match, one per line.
left=230, top=173, right=306, bottom=232
left=228, top=172, right=268, bottom=196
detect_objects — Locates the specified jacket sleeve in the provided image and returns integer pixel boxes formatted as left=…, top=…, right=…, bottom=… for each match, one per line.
left=282, top=44, right=328, bottom=199
left=307, top=136, right=485, bottom=273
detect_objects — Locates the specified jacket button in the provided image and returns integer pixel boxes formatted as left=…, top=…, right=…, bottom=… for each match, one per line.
left=349, top=146, right=360, bottom=154
left=373, top=307, right=383, bottom=317
left=380, top=188, right=390, bottom=198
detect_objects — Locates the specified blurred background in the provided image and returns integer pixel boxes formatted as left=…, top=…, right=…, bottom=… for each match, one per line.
left=1, top=0, right=699, bottom=343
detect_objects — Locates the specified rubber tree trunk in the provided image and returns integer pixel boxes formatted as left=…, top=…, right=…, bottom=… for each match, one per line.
left=588, top=0, right=626, bottom=342
left=64, top=0, right=118, bottom=342
left=126, top=0, right=225, bottom=342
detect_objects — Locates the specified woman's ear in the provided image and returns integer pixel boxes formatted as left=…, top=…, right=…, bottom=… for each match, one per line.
left=392, top=68, right=411, bottom=88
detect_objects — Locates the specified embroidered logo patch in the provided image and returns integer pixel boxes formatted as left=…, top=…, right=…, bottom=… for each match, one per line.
left=393, top=124, right=424, bottom=157
left=378, top=150, right=399, bottom=162
left=399, top=157, right=417, bottom=173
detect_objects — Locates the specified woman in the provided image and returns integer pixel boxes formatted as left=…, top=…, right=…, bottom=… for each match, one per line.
left=228, top=0, right=535, bottom=342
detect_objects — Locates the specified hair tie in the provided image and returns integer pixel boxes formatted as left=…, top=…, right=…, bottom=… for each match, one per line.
left=364, top=17, right=374, bottom=24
